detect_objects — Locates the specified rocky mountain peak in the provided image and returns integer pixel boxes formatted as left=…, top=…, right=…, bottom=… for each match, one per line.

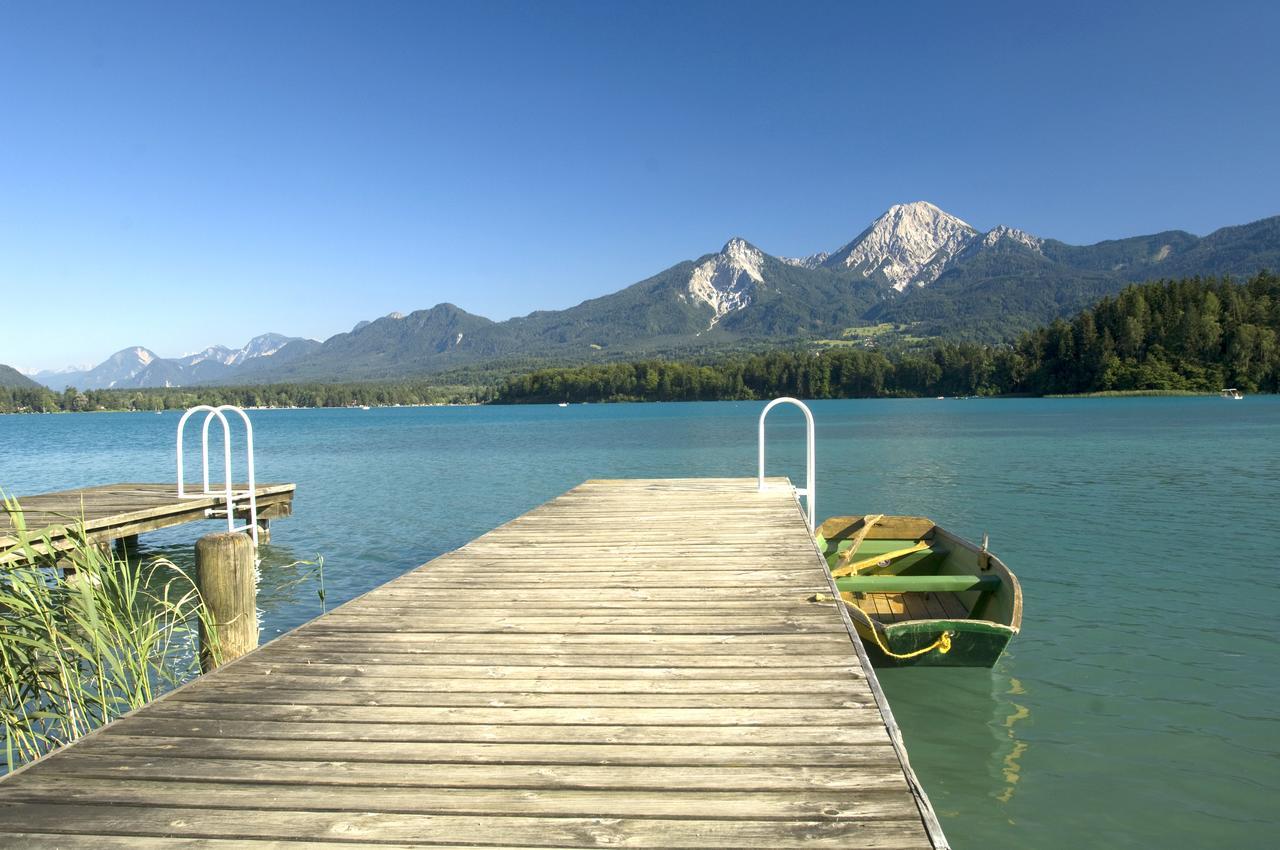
left=825, top=201, right=979, bottom=290
left=981, top=224, right=1044, bottom=253
left=719, top=237, right=764, bottom=265
left=780, top=251, right=830, bottom=269
left=179, top=334, right=300, bottom=368
left=685, top=237, right=768, bottom=330
left=181, top=345, right=235, bottom=367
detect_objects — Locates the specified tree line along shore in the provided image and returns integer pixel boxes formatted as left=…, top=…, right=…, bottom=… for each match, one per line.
left=4, top=273, right=1276, bottom=414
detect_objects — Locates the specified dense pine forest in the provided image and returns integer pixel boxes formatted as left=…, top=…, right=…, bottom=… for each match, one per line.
left=494, top=273, right=1280, bottom=402
left=0, top=381, right=487, bottom=414
left=3, top=273, right=1276, bottom=413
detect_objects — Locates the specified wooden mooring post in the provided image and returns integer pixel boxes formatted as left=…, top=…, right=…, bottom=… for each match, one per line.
left=194, top=531, right=258, bottom=672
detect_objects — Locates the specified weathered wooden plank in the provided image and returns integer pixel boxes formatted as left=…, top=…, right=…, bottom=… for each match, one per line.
left=213, top=660, right=862, bottom=678
left=93, top=718, right=879, bottom=746
left=358, top=588, right=824, bottom=603
left=346, top=595, right=825, bottom=607
left=0, top=836, right=528, bottom=850
left=245, top=650, right=859, bottom=668
left=318, top=604, right=837, bottom=617
left=303, top=613, right=844, bottom=628
left=394, top=570, right=829, bottom=583
left=196, top=672, right=866, bottom=693
left=71, top=735, right=907, bottom=766
left=5, top=776, right=922, bottom=820
left=268, top=633, right=864, bottom=653
left=138, top=701, right=881, bottom=726
left=273, top=632, right=861, bottom=650
left=293, top=622, right=848, bottom=635
left=162, top=687, right=871, bottom=709
left=0, top=804, right=934, bottom=848
left=18, top=753, right=906, bottom=789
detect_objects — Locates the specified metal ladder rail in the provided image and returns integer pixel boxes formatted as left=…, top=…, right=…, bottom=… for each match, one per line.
left=176, top=404, right=260, bottom=546
left=204, top=405, right=259, bottom=545
left=758, top=397, right=816, bottom=534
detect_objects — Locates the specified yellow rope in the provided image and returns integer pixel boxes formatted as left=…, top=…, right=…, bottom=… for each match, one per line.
left=813, top=593, right=953, bottom=659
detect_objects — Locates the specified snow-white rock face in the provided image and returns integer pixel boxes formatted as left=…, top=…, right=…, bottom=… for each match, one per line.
left=95, top=347, right=162, bottom=389
left=181, top=345, right=235, bottom=367
left=826, top=201, right=978, bottom=291
left=229, top=333, right=295, bottom=364
left=180, top=334, right=296, bottom=367
left=106, top=347, right=157, bottom=379
left=27, top=364, right=91, bottom=377
left=687, top=238, right=766, bottom=329
left=780, top=252, right=830, bottom=269
left=981, top=224, right=1044, bottom=253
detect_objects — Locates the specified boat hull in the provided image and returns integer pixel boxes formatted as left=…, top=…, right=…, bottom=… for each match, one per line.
left=818, top=514, right=1023, bottom=669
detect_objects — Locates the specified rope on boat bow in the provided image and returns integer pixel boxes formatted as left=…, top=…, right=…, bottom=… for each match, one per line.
left=812, top=593, right=953, bottom=659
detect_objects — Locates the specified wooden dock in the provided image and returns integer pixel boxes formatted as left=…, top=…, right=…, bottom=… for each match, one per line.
left=0, top=482, right=296, bottom=564
left=0, top=477, right=946, bottom=848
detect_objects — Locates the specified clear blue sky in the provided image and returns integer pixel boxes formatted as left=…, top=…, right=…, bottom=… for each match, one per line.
left=3, top=0, right=1278, bottom=371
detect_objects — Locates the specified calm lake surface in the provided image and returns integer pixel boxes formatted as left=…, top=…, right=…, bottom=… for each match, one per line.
left=2, top=398, right=1277, bottom=848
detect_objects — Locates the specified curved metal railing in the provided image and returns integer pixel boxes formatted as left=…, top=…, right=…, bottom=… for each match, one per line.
left=176, top=404, right=260, bottom=545
left=758, top=397, right=815, bottom=533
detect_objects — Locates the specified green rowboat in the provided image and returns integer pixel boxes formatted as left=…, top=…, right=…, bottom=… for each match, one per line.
left=816, top=514, right=1022, bottom=667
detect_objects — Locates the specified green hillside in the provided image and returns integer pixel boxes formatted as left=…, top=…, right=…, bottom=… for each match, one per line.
left=869, top=217, right=1278, bottom=341
left=0, top=364, right=40, bottom=390
left=495, top=272, right=1280, bottom=402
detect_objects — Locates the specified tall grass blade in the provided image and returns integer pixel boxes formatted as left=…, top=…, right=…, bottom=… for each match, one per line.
left=0, top=493, right=217, bottom=773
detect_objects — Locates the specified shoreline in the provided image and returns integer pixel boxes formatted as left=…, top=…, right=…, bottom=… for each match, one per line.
left=5, top=391, right=1268, bottom=416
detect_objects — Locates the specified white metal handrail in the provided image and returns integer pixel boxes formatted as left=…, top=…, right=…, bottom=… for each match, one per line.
left=758, top=397, right=816, bottom=533
left=176, top=404, right=260, bottom=546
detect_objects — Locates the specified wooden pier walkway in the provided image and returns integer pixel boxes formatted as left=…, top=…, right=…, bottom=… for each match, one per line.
left=0, top=482, right=296, bottom=564
left=0, top=478, right=946, bottom=848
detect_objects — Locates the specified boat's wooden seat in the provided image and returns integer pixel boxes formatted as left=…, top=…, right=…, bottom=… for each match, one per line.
left=834, top=574, right=1001, bottom=593
left=846, top=590, right=971, bottom=623
left=836, top=575, right=999, bottom=624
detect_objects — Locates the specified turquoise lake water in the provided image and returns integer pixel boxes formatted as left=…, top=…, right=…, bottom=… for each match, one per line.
left=1, top=398, right=1277, bottom=848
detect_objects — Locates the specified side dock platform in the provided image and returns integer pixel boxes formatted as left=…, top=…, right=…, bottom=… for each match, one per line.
left=0, top=477, right=947, bottom=848
left=0, top=482, right=296, bottom=564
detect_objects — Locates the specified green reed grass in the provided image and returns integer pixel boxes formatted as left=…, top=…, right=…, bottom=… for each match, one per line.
left=0, top=495, right=219, bottom=772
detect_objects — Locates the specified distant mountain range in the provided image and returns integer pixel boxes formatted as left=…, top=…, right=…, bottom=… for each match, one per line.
left=10, top=202, right=1279, bottom=387
left=26, top=333, right=319, bottom=391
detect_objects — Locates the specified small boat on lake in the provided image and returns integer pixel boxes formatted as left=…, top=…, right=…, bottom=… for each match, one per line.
left=816, top=514, right=1022, bottom=667
left=1221, top=388, right=1243, bottom=400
